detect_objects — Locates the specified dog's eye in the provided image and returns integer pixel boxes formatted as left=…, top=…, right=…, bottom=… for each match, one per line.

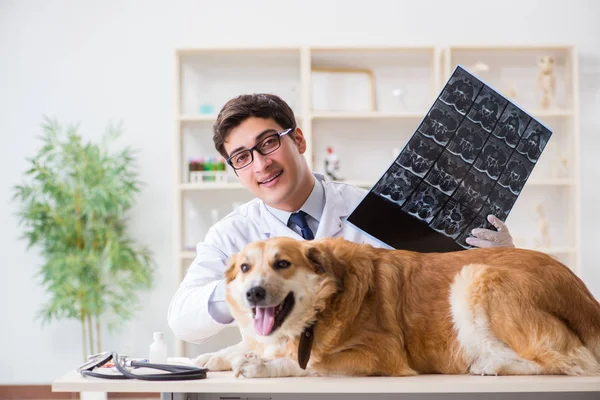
left=240, top=263, right=250, bottom=273
left=274, top=259, right=291, bottom=269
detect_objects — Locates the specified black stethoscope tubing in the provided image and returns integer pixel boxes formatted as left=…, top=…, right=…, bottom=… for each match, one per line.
left=79, top=352, right=208, bottom=381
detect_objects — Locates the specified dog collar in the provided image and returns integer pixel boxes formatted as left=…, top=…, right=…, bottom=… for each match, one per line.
left=298, top=323, right=316, bottom=370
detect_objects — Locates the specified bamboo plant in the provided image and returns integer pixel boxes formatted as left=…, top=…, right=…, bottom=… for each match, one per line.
left=13, top=118, right=154, bottom=359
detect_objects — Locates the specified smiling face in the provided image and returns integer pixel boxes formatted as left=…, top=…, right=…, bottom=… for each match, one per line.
left=223, top=117, right=314, bottom=212
left=224, top=237, right=340, bottom=340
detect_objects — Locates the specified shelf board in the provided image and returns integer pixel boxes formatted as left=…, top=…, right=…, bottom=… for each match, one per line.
left=179, top=114, right=305, bottom=123
left=337, top=179, right=573, bottom=189
left=531, top=109, right=574, bottom=117
left=311, top=111, right=425, bottom=120
left=177, top=46, right=302, bottom=55
left=310, top=110, right=572, bottom=120
left=179, top=182, right=243, bottom=190
left=178, top=178, right=573, bottom=192
left=527, top=179, right=573, bottom=186
left=449, top=45, right=574, bottom=52
left=178, top=115, right=216, bottom=122
left=178, top=110, right=572, bottom=123
left=311, top=45, right=436, bottom=52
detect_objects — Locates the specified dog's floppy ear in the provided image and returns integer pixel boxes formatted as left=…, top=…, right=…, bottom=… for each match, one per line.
left=224, top=252, right=239, bottom=283
left=305, top=242, right=344, bottom=292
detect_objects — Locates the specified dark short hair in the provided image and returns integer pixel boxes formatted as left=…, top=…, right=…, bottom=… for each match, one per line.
left=213, top=93, right=297, bottom=158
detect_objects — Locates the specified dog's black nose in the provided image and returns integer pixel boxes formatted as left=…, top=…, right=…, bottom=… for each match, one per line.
left=246, top=286, right=266, bottom=304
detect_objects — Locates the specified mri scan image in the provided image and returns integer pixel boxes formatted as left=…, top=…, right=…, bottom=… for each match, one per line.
left=474, top=136, right=511, bottom=179
left=396, top=133, right=444, bottom=177
left=447, top=119, right=488, bottom=163
left=440, top=67, right=483, bottom=115
left=402, top=182, right=449, bottom=224
left=425, top=150, right=470, bottom=196
left=516, top=120, right=552, bottom=163
left=452, top=169, right=496, bottom=213
left=491, top=104, right=531, bottom=148
left=373, top=163, right=421, bottom=206
left=431, top=199, right=478, bottom=239
left=417, top=101, right=462, bottom=146
left=498, top=153, right=535, bottom=195
left=479, top=185, right=518, bottom=222
left=467, top=86, right=508, bottom=132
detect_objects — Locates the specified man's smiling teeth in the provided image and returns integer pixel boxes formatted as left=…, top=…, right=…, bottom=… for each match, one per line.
left=260, top=171, right=282, bottom=184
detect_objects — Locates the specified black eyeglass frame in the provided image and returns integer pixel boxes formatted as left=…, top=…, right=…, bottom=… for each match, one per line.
left=226, top=128, right=294, bottom=170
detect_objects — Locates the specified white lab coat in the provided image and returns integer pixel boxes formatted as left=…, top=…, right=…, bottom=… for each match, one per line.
left=167, top=173, right=382, bottom=344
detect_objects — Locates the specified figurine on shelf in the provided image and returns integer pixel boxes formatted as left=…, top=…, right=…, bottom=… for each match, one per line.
left=324, top=146, right=342, bottom=181
left=534, top=202, right=551, bottom=248
left=537, top=55, right=556, bottom=109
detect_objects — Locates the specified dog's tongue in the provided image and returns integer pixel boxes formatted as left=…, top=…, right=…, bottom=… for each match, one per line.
left=254, top=306, right=276, bottom=336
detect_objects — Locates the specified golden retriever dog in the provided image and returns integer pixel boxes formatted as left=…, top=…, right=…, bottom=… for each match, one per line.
left=194, top=237, right=600, bottom=378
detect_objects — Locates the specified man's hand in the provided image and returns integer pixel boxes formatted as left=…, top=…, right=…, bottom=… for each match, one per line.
left=466, top=215, right=515, bottom=248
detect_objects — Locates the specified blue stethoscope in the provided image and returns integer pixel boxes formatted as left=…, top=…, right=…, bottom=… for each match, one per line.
left=78, top=352, right=207, bottom=381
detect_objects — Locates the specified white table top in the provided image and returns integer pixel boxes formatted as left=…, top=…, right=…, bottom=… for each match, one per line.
left=53, top=370, right=600, bottom=394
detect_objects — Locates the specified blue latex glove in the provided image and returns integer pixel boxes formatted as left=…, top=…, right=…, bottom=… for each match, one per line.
left=466, top=215, right=515, bottom=248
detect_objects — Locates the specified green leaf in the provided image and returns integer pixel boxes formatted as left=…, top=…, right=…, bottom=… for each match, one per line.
left=12, top=118, right=155, bottom=334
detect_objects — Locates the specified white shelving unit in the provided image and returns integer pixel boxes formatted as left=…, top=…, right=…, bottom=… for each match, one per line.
left=174, top=45, right=581, bottom=357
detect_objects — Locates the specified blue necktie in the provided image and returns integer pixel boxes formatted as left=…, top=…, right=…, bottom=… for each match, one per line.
left=289, top=211, right=314, bottom=240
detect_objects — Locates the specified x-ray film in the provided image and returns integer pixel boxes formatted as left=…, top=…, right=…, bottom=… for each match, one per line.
left=347, top=66, right=553, bottom=252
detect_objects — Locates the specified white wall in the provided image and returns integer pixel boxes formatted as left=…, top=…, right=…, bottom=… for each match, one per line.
left=1, top=0, right=599, bottom=384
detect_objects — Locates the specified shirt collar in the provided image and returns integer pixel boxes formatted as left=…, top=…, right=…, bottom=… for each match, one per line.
left=266, top=175, right=325, bottom=226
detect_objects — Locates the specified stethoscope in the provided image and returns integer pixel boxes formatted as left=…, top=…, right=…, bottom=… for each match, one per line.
left=78, top=352, right=208, bottom=381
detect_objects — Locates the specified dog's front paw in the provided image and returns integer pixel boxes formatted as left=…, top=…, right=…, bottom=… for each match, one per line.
left=193, top=353, right=232, bottom=371
left=235, top=357, right=270, bottom=378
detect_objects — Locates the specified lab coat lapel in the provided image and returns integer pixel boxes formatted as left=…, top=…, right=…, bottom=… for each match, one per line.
left=314, top=177, right=347, bottom=239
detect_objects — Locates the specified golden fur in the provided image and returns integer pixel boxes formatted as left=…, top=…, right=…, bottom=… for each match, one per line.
left=194, top=237, right=600, bottom=378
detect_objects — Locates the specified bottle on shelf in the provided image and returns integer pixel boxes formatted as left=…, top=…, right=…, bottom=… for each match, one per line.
left=149, top=332, right=168, bottom=364
left=188, top=157, right=205, bottom=183
left=325, top=146, right=342, bottom=181
left=204, top=156, right=215, bottom=182
left=187, top=155, right=229, bottom=184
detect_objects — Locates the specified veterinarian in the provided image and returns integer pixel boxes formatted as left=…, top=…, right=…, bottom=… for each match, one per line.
left=168, top=93, right=515, bottom=344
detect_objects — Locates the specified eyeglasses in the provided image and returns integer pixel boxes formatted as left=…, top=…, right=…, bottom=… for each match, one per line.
left=226, top=128, right=293, bottom=170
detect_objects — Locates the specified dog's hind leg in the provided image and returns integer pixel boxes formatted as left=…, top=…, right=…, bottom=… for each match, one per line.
left=452, top=263, right=600, bottom=375
left=545, top=268, right=600, bottom=363
left=450, top=264, right=544, bottom=376
left=490, top=304, right=600, bottom=376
